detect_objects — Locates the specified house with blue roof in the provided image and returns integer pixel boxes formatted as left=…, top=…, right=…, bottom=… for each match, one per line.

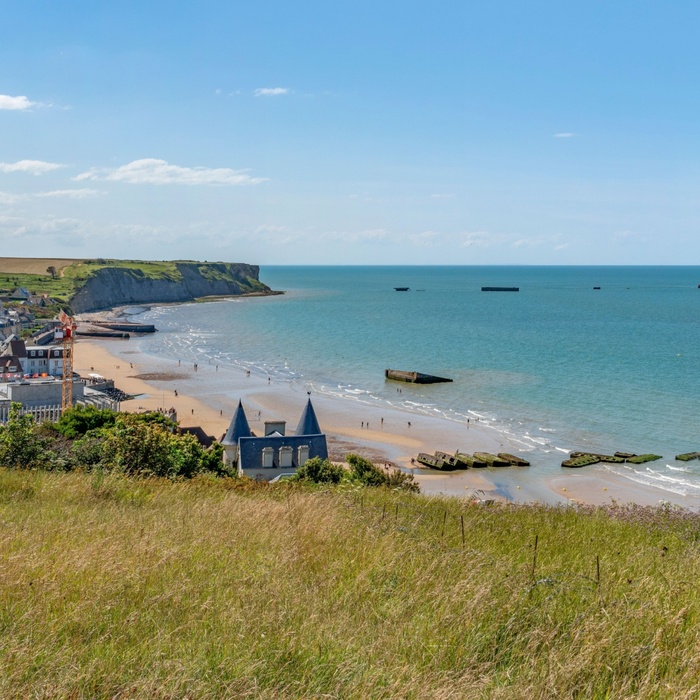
left=221, top=398, right=328, bottom=480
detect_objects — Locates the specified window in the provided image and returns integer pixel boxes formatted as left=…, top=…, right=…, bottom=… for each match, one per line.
left=279, top=446, right=293, bottom=468
left=298, top=445, right=310, bottom=465
left=262, top=447, right=274, bottom=468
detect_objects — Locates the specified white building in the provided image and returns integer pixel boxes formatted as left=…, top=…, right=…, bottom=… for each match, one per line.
left=0, top=338, right=64, bottom=378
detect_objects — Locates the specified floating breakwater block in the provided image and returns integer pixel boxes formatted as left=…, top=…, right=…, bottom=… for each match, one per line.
left=561, top=454, right=600, bottom=468
left=675, top=452, right=700, bottom=462
left=473, top=452, right=510, bottom=467
left=385, top=369, right=453, bottom=384
left=497, top=452, right=530, bottom=467
left=626, top=454, right=663, bottom=464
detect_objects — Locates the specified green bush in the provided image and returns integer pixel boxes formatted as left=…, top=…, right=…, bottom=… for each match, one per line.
left=199, top=443, right=237, bottom=477
left=71, top=432, right=107, bottom=469
left=296, top=457, right=345, bottom=484
left=0, top=404, right=43, bottom=470
left=346, top=453, right=418, bottom=492
left=55, top=405, right=116, bottom=439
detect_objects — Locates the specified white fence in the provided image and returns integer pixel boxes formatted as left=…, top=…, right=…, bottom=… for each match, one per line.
left=0, top=396, right=117, bottom=425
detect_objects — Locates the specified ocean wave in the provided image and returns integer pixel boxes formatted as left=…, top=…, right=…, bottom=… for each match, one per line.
left=521, top=434, right=549, bottom=446
left=605, top=463, right=700, bottom=497
left=667, top=464, right=692, bottom=473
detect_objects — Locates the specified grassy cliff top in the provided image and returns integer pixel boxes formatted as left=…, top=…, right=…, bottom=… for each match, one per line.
left=0, top=258, right=258, bottom=304
left=2, top=469, right=700, bottom=698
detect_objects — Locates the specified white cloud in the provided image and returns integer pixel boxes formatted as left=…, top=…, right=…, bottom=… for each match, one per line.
left=461, top=231, right=498, bottom=248
left=0, top=214, right=85, bottom=239
left=0, top=160, right=64, bottom=175
left=254, top=87, right=289, bottom=97
left=75, top=158, right=266, bottom=186
left=323, top=228, right=391, bottom=244
left=554, top=132, right=574, bottom=138
left=36, top=188, right=102, bottom=199
left=0, top=188, right=101, bottom=203
left=408, top=230, right=440, bottom=246
left=0, top=94, right=36, bottom=110
left=0, top=214, right=168, bottom=249
left=431, top=193, right=454, bottom=200
left=512, top=235, right=562, bottom=249
left=613, top=229, right=646, bottom=243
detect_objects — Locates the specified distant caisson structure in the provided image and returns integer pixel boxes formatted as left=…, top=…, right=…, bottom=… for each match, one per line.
left=221, top=398, right=328, bottom=480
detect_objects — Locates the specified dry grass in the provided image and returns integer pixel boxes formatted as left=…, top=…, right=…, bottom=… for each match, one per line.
left=1, top=469, right=700, bottom=699
left=0, top=258, right=78, bottom=276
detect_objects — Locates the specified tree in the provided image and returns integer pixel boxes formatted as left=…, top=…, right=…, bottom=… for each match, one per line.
left=100, top=414, right=209, bottom=478
left=101, top=416, right=174, bottom=477
left=46, top=266, right=57, bottom=279
left=0, top=403, right=43, bottom=469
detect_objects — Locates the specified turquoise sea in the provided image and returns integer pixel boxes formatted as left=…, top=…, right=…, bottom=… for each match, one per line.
left=132, top=266, right=700, bottom=498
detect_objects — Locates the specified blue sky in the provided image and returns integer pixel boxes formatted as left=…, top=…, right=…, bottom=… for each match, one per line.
left=1, top=1, right=699, bottom=264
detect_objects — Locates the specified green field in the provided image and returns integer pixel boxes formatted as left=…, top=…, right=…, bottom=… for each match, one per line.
left=1, top=469, right=699, bottom=699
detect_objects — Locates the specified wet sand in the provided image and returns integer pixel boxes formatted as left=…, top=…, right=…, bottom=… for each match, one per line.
left=73, top=337, right=699, bottom=509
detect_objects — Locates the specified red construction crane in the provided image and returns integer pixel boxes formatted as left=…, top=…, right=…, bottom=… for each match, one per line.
left=56, top=309, right=77, bottom=412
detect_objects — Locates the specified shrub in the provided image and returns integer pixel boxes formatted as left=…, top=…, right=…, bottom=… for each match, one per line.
left=200, top=443, right=237, bottom=477
left=101, top=416, right=176, bottom=477
left=0, top=403, right=43, bottom=469
left=346, top=453, right=419, bottom=492
left=296, top=457, right=345, bottom=484
left=55, top=405, right=116, bottom=439
left=71, top=432, right=107, bottom=469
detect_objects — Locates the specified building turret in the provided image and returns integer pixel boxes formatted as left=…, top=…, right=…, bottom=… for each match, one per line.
left=295, top=397, right=322, bottom=436
left=221, top=400, right=252, bottom=466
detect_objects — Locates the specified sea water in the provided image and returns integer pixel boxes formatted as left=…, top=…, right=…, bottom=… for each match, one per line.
left=131, top=266, right=700, bottom=498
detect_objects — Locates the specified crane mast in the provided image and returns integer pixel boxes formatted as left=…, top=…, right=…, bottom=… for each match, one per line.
left=57, top=310, right=77, bottom=412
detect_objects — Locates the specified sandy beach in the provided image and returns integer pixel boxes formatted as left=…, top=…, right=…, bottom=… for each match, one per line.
left=73, top=334, right=700, bottom=509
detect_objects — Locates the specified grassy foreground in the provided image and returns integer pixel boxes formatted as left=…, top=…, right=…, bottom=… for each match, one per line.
left=1, top=470, right=700, bottom=699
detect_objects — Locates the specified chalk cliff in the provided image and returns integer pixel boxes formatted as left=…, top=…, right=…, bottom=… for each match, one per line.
left=70, top=262, right=273, bottom=313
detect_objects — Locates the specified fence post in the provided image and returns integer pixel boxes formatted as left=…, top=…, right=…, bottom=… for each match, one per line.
left=531, top=534, right=539, bottom=579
